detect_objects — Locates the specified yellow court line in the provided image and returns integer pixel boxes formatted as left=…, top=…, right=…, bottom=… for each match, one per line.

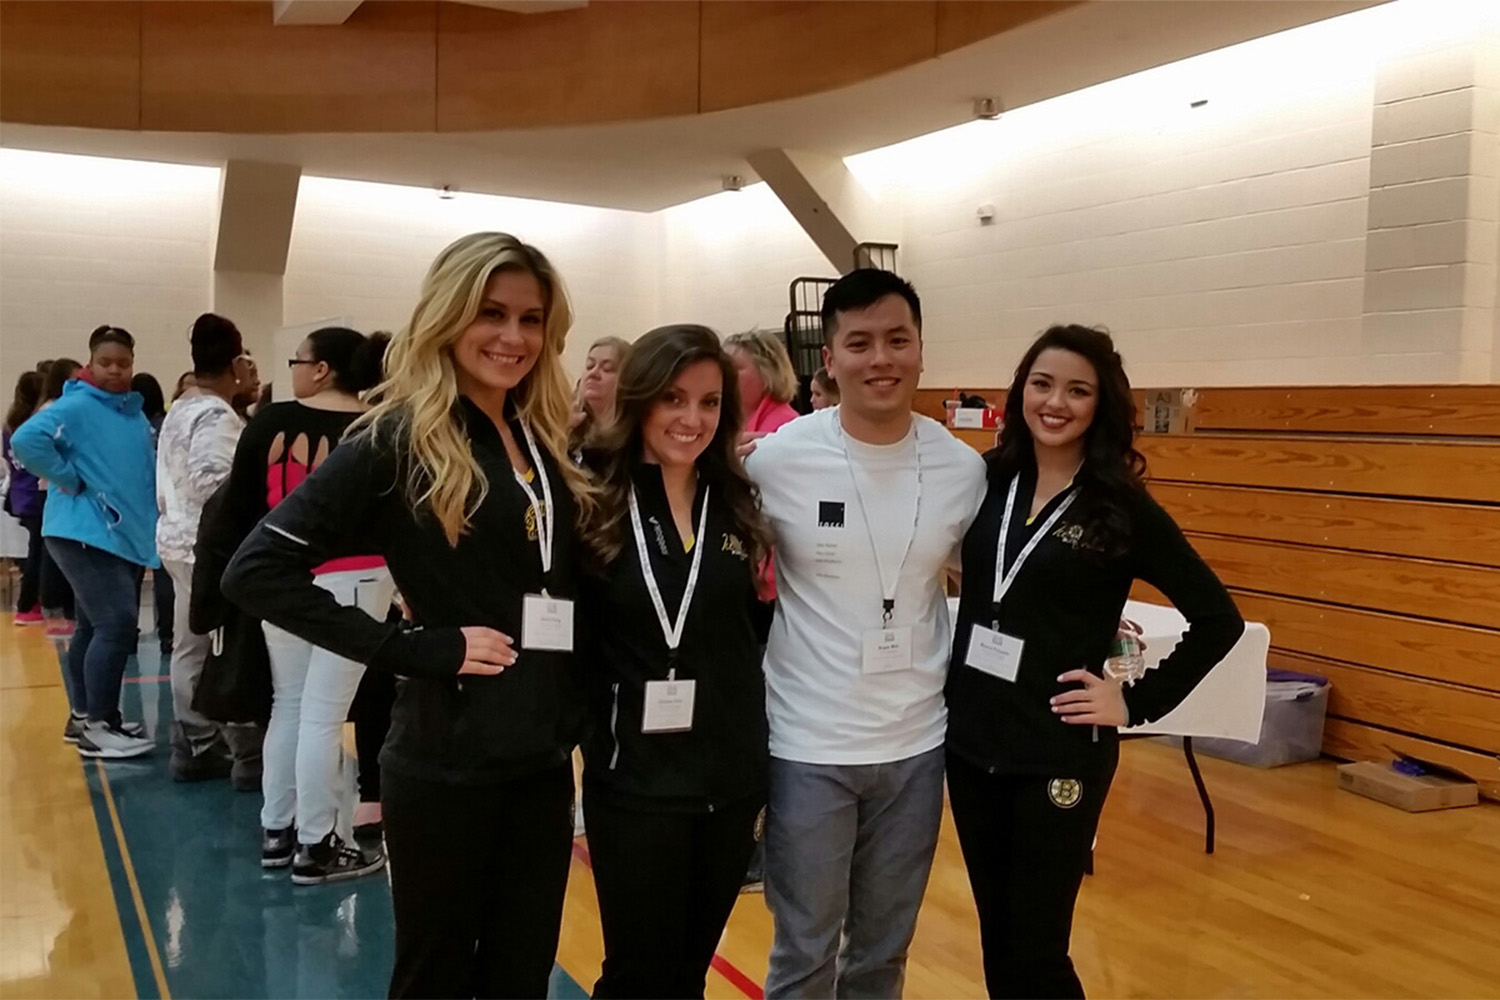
left=95, top=760, right=173, bottom=1000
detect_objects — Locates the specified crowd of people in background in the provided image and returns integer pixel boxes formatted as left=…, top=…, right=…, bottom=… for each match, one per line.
left=0, top=230, right=1243, bottom=1000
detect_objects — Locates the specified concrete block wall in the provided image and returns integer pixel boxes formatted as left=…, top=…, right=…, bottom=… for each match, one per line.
left=0, top=151, right=219, bottom=386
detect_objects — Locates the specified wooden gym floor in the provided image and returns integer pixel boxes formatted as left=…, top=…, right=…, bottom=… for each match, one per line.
left=2, top=612, right=1497, bottom=999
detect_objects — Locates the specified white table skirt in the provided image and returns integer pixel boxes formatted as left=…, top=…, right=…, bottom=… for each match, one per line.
left=946, top=597, right=1268, bottom=743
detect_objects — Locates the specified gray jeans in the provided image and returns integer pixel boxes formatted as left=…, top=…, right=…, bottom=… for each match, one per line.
left=165, top=559, right=216, bottom=745
left=764, top=746, right=945, bottom=1000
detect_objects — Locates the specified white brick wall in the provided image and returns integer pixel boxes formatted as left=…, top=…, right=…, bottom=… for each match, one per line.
left=0, top=150, right=218, bottom=389
left=284, top=176, right=658, bottom=375
left=654, top=185, right=826, bottom=338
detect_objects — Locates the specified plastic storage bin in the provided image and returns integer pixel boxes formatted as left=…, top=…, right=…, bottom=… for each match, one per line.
left=1180, top=670, right=1330, bottom=768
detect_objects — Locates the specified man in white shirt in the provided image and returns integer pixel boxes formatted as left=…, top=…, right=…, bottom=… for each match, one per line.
left=746, top=270, right=987, bottom=998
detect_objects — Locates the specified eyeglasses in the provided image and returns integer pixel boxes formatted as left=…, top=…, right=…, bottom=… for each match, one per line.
left=287, top=359, right=318, bottom=368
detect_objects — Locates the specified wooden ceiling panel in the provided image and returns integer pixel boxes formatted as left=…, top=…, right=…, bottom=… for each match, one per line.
left=436, top=1, right=698, bottom=130
left=935, top=1, right=1080, bottom=55
left=139, top=1, right=437, bottom=132
left=699, top=1, right=939, bottom=114
left=0, top=1, right=141, bottom=129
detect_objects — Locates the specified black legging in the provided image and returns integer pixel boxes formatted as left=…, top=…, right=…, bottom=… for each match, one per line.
left=945, top=747, right=1117, bottom=1000
left=351, top=667, right=395, bottom=803
left=37, top=525, right=74, bottom=619
left=16, top=512, right=42, bottom=612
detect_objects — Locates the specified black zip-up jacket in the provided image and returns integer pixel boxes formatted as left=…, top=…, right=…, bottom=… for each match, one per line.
left=579, top=463, right=769, bottom=812
left=222, top=397, right=585, bottom=785
left=946, top=458, right=1244, bottom=778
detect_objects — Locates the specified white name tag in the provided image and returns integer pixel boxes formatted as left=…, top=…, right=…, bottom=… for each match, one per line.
left=521, top=594, right=574, bottom=652
left=862, top=626, right=914, bottom=675
left=642, top=678, right=697, bottom=733
left=966, top=624, right=1024, bottom=682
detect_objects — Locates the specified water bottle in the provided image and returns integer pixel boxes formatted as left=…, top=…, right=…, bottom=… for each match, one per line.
left=1105, top=632, right=1146, bottom=683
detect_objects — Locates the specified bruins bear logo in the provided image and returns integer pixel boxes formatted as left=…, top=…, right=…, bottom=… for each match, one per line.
left=1047, top=778, right=1082, bottom=809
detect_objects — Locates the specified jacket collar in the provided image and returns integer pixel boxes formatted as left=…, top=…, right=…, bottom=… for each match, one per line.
left=63, top=378, right=143, bottom=415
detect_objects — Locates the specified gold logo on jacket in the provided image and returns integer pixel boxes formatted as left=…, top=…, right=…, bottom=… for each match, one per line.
left=525, top=502, right=547, bottom=542
left=1048, top=778, right=1082, bottom=809
left=1053, top=523, right=1085, bottom=548
left=721, top=533, right=748, bottom=560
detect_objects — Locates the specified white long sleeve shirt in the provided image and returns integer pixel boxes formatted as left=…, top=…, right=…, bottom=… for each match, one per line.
left=155, top=394, right=243, bottom=564
left=746, top=408, right=987, bottom=765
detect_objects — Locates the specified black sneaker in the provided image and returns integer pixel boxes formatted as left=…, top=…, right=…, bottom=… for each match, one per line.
left=291, top=832, right=385, bottom=886
left=65, top=715, right=144, bottom=744
left=262, top=827, right=297, bottom=868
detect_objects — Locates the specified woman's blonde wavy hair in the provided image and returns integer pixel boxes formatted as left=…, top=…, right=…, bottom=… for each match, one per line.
left=355, top=232, right=596, bottom=545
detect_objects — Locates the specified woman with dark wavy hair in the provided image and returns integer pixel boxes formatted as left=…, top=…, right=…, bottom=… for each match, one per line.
left=945, top=324, right=1244, bottom=999
left=578, top=324, right=772, bottom=999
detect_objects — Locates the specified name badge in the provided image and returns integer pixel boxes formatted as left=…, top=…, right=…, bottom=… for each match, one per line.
left=966, top=624, right=1024, bottom=682
left=522, top=593, right=574, bottom=652
left=861, top=626, right=914, bottom=675
left=642, top=678, right=697, bottom=733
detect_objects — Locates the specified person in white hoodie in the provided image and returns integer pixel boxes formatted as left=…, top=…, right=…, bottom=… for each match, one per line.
left=156, top=313, right=260, bottom=783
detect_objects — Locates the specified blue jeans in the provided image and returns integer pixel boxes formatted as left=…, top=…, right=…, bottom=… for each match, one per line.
left=764, top=746, right=946, bottom=999
left=46, top=539, right=142, bottom=724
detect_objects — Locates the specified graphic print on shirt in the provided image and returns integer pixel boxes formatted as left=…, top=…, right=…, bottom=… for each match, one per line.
left=814, top=497, right=848, bottom=582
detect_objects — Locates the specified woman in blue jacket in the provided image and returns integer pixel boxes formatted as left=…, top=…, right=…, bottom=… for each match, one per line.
left=12, top=326, right=160, bottom=759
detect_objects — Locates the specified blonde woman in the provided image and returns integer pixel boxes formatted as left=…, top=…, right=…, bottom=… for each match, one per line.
left=571, top=335, right=631, bottom=448
left=725, top=329, right=800, bottom=438
left=224, top=232, right=593, bottom=998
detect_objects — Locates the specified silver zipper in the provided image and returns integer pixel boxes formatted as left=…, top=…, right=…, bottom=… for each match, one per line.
left=608, top=683, right=621, bottom=770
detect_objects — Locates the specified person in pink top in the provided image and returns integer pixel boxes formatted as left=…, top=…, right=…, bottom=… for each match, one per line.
left=221, top=326, right=394, bottom=884
left=726, top=330, right=801, bottom=439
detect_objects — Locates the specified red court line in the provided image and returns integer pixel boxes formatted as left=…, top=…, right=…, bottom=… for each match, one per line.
left=123, top=674, right=169, bottom=684
left=570, top=839, right=764, bottom=1000
left=711, top=955, right=765, bottom=1000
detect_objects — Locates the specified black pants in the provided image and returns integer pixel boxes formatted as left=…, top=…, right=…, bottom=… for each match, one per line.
left=585, top=786, right=762, bottom=999
left=37, top=528, right=73, bottom=619
left=351, top=668, right=395, bottom=802
left=17, top=512, right=42, bottom=612
left=945, top=748, right=1116, bottom=1000
left=382, top=764, right=574, bottom=999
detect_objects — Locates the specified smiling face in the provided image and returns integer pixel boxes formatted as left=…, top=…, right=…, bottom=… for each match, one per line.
left=640, top=358, right=723, bottom=471
left=89, top=341, right=134, bottom=394
left=1022, top=347, right=1099, bottom=455
left=451, top=268, right=546, bottom=402
left=581, top=343, right=622, bottom=417
left=822, top=293, right=922, bottom=425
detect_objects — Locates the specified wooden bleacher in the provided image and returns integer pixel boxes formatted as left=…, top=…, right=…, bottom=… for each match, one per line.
left=917, top=385, right=1500, bottom=800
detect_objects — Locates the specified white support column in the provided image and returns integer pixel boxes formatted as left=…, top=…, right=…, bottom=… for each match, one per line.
left=212, top=160, right=301, bottom=360
left=746, top=148, right=895, bottom=275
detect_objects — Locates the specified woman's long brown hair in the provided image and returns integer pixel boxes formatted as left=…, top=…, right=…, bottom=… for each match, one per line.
left=581, top=324, right=771, bottom=569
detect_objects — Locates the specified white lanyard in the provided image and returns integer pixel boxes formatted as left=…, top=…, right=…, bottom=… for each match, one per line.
left=628, top=482, right=711, bottom=677
left=841, top=421, right=921, bottom=626
left=992, top=474, right=1078, bottom=608
left=513, top=421, right=556, bottom=584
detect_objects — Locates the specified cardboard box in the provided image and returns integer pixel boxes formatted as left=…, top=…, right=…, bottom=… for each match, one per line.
left=1142, top=388, right=1198, bottom=434
left=950, top=407, right=1001, bottom=430
left=1336, top=761, right=1479, bottom=812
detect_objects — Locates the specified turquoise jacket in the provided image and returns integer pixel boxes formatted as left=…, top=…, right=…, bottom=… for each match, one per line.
left=11, top=380, right=159, bottom=568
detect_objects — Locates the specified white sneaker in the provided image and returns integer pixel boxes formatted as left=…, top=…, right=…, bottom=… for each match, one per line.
left=77, top=722, right=154, bottom=759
